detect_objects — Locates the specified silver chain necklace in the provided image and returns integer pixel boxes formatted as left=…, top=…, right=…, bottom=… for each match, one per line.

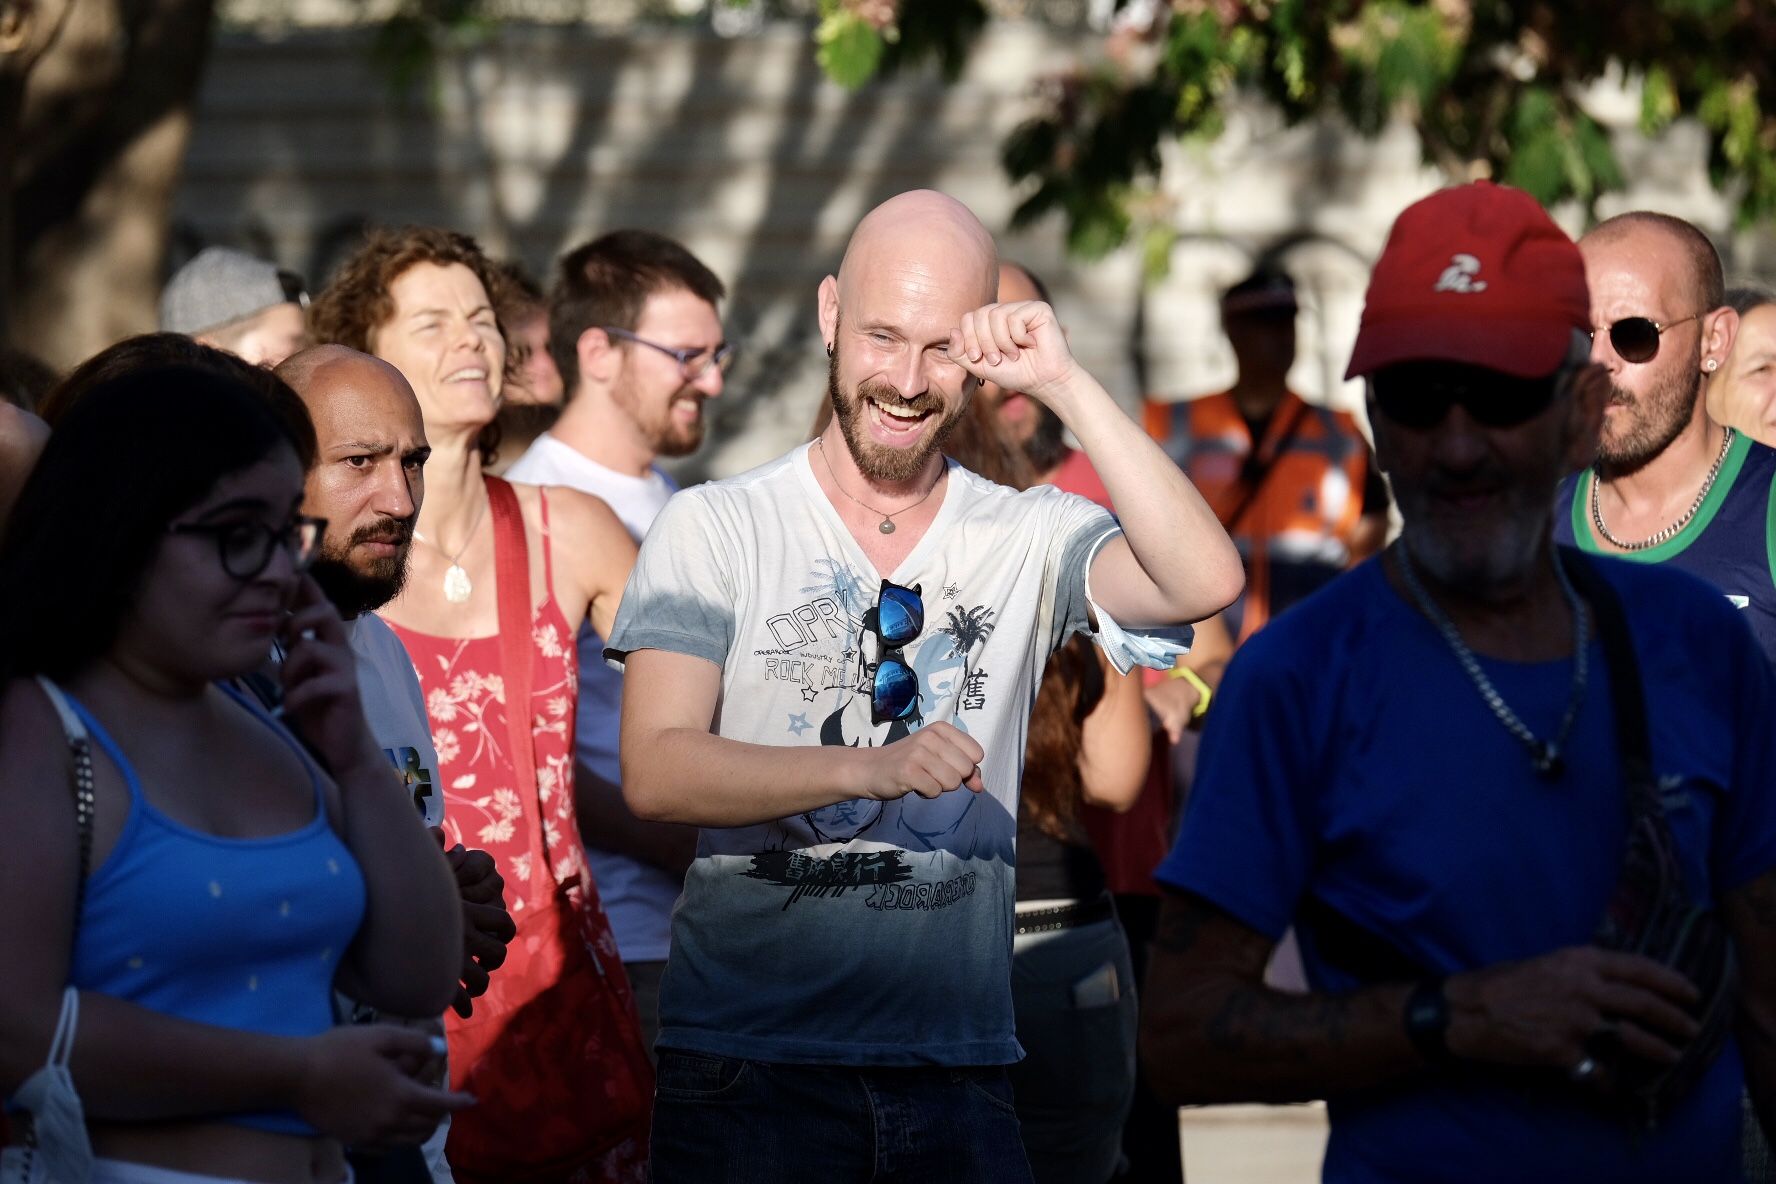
left=1396, top=542, right=1589, bottom=780
left=815, top=437, right=943, bottom=535
left=412, top=495, right=487, bottom=604
left=1591, top=426, right=1734, bottom=551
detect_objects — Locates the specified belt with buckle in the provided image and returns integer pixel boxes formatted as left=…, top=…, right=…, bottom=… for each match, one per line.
left=1014, top=893, right=1114, bottom=937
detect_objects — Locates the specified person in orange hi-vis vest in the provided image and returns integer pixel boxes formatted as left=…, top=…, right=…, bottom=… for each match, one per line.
left=1145, top=267, right=1389, bottom=646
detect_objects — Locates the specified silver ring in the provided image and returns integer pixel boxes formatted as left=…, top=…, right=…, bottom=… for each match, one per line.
left=1568, top=1055, right=1598, bottom=1084
left=298, top=627, right=318, bottom=642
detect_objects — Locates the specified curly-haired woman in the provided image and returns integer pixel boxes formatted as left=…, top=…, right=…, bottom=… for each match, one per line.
left=311, top=227, right=651, bottom=1184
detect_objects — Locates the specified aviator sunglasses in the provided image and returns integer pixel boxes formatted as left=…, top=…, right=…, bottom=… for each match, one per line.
left=1371, top=363, right=1565, bottom=431
left=1592, top=313, right=1700, bottom=365
left=867, top=579, right=924, bottom=724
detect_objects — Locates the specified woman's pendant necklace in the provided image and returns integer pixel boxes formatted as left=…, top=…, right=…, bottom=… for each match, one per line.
left=442, top=564, right=473, bottom=604
left=414, top=495, right=488, bottom=605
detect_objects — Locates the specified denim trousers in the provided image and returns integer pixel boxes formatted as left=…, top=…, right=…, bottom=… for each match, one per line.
left=1007, top=914, right=1140, bottom=1184
left=651, top=1050, right=1036, bottom=1183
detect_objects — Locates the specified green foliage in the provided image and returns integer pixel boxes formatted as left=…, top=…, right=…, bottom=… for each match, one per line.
left=815, top=4, right=886, bottom=91
left=814, top=0, right=989, bottom=90
left=812, top=0, right=1776, bottom=256
left=372, top=0, right=497, bottom=97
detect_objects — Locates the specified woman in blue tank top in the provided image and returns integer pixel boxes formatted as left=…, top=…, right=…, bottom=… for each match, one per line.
left=0, top=358, right=467, bottom=1184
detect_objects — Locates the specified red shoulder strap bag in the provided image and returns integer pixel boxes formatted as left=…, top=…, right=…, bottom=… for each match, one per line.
left=443, top=476, right=654, bottom=1183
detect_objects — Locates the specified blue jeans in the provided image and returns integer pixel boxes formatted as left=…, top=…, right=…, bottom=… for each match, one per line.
left=1008, top=915, right=1139, bottom=1184
left=651, top=1051, right=1036, bottom=1183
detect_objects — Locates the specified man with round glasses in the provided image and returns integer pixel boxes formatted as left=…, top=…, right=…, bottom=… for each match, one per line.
left=1138, top=181, right=1776, bottom=1183
left=1555, top=211, right=1776, bottom=664
left=604, top=189, right=1242, bottom=1180
left=504, top=229, right=730, bottom=1061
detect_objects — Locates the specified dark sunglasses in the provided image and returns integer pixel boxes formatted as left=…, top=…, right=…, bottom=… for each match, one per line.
left=1371, top=364, right=1564, bottom=431
left=866, top=579, right=924, bottom=724
left=1591, top=313, right=1698, bottom=364
left=168, top=515, right=327, bottom=581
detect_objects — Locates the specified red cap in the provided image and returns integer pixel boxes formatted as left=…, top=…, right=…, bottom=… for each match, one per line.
left=1344, top=181, right=1590, bottom=381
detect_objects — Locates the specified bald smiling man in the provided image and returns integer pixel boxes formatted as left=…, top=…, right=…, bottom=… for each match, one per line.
left=605, top=190, right=1241, bottom=1181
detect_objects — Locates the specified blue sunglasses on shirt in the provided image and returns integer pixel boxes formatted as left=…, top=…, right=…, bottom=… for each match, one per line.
left=868, top=580, right=924, bottom=724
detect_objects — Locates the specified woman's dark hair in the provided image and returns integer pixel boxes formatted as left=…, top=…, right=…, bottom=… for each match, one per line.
left=39, top=334, right=316, bottom=470
left=0, top=363, right=312, bottom=682
left=1726, top=285, right=1776, bottom=317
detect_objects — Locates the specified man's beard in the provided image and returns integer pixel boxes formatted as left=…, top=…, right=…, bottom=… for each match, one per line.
left=1394, top=471, right=1551, bottom=594
left=616, top=372, right=706, bottom=459
left=826, top=346, right=963, bottom=483
left=1597, top=349, right=1702, bottom=477
left=309, top=518, right=413, bottom=618
left=1022, top=402, right=1070, bottom=475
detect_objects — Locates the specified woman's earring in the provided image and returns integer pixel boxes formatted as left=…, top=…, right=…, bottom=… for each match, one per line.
left=1706, top=358, right=1719, bottom=372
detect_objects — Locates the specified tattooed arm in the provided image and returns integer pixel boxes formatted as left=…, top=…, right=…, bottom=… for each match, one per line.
left=1138, top=889, right=1704, bottom=1105
left=1726, top=867, right=1776, bottom=1143
left=1137, top=890, right=1418, bottom=1104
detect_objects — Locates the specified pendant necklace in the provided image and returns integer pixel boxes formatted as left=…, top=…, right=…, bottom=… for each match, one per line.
left=1591, top=426, right=1733, bottom=551
left=412, top=495, right=487, bottom=604
left=1395, top=541, right=1589, bottom=780
left=815, top=437, right=943, bottom=535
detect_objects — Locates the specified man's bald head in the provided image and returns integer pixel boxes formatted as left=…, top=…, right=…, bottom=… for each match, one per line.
left=816, top=191, right=1001, bottom=485
left=836, top=190, right=999, bottom=309
left=277, top=344, right=415, bottom=417
left=1582, top=211, right=1725, bottom=314
left=276, top=344, right=429, bottom=617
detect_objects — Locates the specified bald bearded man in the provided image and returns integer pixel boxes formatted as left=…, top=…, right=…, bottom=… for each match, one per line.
left=274, top=346, right=515, bottom=1184
left=606, top=190, right=1241, bottom=1180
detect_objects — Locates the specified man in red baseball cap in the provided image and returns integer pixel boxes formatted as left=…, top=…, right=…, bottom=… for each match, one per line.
left=1138, top=181, right=1776, bottom=1183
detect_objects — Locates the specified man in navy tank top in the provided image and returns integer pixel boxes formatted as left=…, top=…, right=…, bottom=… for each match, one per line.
left=1554, top=211, right=1776, bottom=666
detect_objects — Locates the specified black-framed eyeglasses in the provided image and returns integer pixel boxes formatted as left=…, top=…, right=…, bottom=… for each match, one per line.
left=1370, top=363, right=1565, bottom=431
left=1591, top=314, right=1700, bottom=365
left=866, top=579, right=924, bottom=725
left=168, top=515, right=327, bottom=580
left=601, top=326, right=735, bottom=381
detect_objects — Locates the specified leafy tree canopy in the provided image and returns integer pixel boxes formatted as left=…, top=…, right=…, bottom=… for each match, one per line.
left=813, top=0, right=1776, bottom=261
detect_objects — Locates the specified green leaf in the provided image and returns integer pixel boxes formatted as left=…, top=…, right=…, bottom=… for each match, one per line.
left=1065, top=193, right=1131, bottom=259
left=1640, top=65, right=1679, bottom=132
left=816, top=11, right=886, bottom=90
left=1141, top=223, right=1179, bottom=284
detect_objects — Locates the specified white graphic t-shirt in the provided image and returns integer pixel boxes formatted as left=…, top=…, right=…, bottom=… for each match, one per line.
left=606, top=443, right=1122, bottom=1065
left=506, top=432, right=680, bottom=962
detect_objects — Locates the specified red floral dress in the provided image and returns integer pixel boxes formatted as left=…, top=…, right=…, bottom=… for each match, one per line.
left=385, top=488, right=649, bottom=1184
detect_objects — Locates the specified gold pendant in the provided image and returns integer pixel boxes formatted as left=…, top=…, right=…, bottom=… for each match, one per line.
left=443, top=564, right=472, bottom=604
